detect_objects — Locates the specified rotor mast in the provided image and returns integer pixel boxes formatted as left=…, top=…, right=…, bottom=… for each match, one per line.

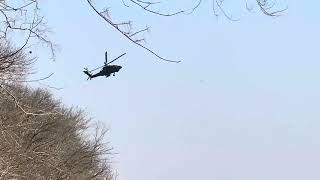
left=105, top=51, right=108, bottom=64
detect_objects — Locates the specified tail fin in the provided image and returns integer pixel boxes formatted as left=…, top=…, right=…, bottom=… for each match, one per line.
left=83, top=69, right=93, bottom=80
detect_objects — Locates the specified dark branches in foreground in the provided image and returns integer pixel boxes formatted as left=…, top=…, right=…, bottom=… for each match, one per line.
left=0, top=0, right=55, bottom=61
left=255, top=0, right=288, bottom=16
left=213, top=0, right=287, bottom=19
left=87, top=0, right=182, bottom=63
left=87, top=0, right=286, bottom=63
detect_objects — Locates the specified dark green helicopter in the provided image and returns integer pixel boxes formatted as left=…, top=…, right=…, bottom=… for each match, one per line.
left=83, top=51, right=126, bottom=80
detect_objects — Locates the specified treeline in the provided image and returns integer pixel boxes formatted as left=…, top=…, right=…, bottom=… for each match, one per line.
left=0, top=84, right=114, bottom=179
left=0, top=32, right=114, bottom=180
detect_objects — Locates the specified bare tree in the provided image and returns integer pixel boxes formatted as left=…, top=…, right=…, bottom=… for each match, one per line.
left=0, top=2, right=115, bottom=179
left=0, top=0, right=56, bottom=86
left=0, top=84, right=114, bottom=179
left=0, top=42, right=34, bottom=83
left=0, top=0, right=55, bottom=60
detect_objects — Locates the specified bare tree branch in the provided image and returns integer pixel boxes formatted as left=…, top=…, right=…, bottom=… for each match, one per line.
left=87, top=0, right=181, bottom=63
left=256, top=0, right=287, bottom=16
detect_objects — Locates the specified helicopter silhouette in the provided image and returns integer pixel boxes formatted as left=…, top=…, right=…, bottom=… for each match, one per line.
left=83, top=51, right=126, bottom=80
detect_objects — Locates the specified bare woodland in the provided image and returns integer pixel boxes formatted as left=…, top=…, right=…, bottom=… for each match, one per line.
left=0, top=85, right=113, bottom=179
left=0, top=0, right=285, bottom=179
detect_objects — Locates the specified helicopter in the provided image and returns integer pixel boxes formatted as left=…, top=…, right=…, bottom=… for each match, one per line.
left=83, top=51, right=126, bottom=80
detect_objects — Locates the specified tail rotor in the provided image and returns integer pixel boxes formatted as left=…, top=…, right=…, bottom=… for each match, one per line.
left=83, top=68, right=93, bottom=80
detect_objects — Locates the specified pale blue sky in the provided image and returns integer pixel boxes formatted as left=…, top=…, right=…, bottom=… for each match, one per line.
left=34, top=1, right=320, bottom=180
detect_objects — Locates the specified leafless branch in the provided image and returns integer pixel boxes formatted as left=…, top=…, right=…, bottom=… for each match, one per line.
left=256, top=0, right=287, bottom=16
left=87, top=0, right=181, bottom=63
left=15, top=73, right=54, bottom=83
left=213, top=0, right=240, bottom=21
left=127, top=0, right=185, bottom=16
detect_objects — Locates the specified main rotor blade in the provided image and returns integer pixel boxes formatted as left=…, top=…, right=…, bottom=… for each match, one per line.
left=107, top=53, right=126, bottom=65
left=88, top=53, right=126, bottom=73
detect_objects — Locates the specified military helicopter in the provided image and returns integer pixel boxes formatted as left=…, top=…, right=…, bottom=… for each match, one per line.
left=83, top=51, right=126, bottom=80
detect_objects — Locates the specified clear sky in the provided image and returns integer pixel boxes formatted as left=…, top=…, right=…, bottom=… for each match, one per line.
left=34, top=0, right=320, bottom=180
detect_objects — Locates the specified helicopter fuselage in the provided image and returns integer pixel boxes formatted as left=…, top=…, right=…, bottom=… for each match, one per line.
left=100, top=65, right=122, bottom=76
left=83, top=51, right=126, bottom=80
left=84, top=65, right=122, bottom=80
